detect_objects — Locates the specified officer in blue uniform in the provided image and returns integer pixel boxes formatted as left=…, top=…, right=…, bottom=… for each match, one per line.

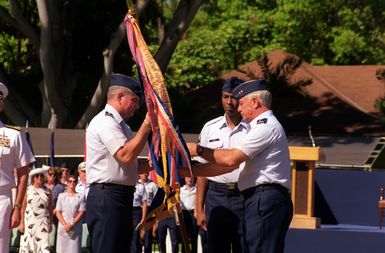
left=86, top=73, right=152, bottom=253
left=139, top=173, right=158, bottom=253
left=157, top=216, right=179, bottom=253
left=188, top=80, right=293, bottom=253
left=195, top=77, right=247, bottom=253
left=131, top=180, right=147, bottom=253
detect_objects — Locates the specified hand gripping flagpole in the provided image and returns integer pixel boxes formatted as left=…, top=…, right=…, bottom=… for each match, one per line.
left=125, top=1, right=191, bottom=252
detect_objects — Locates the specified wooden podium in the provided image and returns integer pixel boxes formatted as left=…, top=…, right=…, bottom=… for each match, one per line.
left=289, top=146, right=321, bottom=229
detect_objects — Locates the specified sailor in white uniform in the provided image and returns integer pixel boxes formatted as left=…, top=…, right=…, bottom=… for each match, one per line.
left=0, top=81, right=35, bottom=253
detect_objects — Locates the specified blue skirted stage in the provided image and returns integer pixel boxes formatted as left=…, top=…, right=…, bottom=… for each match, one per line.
left=285, top=225, right=385, bottom=253
left=284, top=169, right=385, bottom=253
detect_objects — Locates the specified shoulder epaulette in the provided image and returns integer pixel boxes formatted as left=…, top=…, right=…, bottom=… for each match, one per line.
left=256, top=118, right=268, bottom=125
left=204, top=116, right=222, bottom=127
left=5, top=124, right=21, bottom=131
left=105, top=111, right=114, bottom=118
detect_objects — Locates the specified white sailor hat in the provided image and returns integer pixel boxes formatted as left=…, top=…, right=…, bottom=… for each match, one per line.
left=0, top=82, right=9, bottom=99
left=78, top=161, right=86, bottom=171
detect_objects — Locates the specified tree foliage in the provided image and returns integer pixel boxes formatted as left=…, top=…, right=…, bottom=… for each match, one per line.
left=0, top=0, right=203, bottom=128
left=166, top=0, right=385, bottom=91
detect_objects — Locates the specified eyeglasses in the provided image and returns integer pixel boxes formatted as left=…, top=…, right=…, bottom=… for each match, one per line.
left=34, top=174, right=45, bottom=178
left=68, top=180, right=77, bottom=183
left=48, top=173, right=56, bottom=176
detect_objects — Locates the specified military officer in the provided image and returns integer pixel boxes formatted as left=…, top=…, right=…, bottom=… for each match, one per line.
left=0, top=81, right=35, bottom=253
left=188, top=80, right=293, bottom=253
left=86, top=73, right=152, bottom=253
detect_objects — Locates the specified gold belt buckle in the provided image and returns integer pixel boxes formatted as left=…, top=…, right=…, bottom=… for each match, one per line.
left=227, top=183, right=236, bottom=190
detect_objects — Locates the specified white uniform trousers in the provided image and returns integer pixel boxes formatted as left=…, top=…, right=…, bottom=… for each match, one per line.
left=0, top=190, right=12, bottom=253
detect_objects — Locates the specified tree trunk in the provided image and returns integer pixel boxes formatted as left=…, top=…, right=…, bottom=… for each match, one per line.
left=75, top=0, right=151, bottom=129
left=36, top=0, right=68, bottom=128
left=155, top=0, right=204, bottom=73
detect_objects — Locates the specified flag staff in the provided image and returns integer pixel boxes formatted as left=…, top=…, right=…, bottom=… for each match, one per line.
left=124, top=2, right=191, bottom=252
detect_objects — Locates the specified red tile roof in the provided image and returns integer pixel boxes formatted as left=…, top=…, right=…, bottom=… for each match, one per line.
left=188, top=50, right=385, bottom=136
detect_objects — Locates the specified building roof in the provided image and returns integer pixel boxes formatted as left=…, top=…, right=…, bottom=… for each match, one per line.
left=189, top=50, right=385, bottom=136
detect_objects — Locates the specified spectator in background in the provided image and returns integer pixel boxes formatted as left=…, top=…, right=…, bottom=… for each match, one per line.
left=51, top=166, right=68, bottom=250
left=52, top=168, right=67, bottom=208
left=55, top=174, right=86, bottom=253
left=19, top=166, right=53, bottom=253
left=139, top=172, right=158, bottom=253
left=75, top=162, right=88, bottom=198
left=131, top=179, right=148, bottom=253
left=59, top=165, right=70, bottom=185
left=157, top=216, right=178, bottom=253
left=46, top=167, right=58, bottom=192
left=45, top=166, right=60, bottom=248
left=180, top=176, right=199, bottom=253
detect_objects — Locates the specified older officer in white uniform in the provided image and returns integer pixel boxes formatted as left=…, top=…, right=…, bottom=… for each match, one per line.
left=86, top=73, right=152, bottom=253
left=0, top=82, right=35, bottom=253
left=188, top=80, right=293, bottom=253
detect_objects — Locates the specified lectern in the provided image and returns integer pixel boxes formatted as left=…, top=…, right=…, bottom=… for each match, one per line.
left=289, top=146, right=321, bottom=229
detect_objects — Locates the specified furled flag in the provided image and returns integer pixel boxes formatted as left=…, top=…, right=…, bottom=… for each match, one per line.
left=25, top=121, right=34, bottom=155
left=83, top=124, right=88, bottom=162
left=124, top=3, right=192, bottom=225
left=49, top=125, right=55, bottom=167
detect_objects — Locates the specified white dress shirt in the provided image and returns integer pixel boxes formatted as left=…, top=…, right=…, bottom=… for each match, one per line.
left=198, top=115, right=248, bottom=183
left=235, top=110, right=291, bottom=191
left=86, top=104, right=138, bottom=186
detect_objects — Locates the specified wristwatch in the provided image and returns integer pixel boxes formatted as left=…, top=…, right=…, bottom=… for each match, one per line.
left=197, top=145, right=205, bottom=156
left=14, top=203, right=22, bottom=209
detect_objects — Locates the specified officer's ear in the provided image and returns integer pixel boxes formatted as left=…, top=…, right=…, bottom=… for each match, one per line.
left=251, top=97, right=260, bottom=109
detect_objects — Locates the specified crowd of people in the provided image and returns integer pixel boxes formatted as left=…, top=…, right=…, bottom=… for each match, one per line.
left=1, top=72, right=293, bottom=253
left=8, top=162, right=207, bottom=253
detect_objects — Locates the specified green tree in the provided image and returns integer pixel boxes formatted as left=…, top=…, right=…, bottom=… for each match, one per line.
left=166, top=1, right=275, bottom=91
left=244, top=53, right=312, bottom=120
left=271, top=0, right=385, bottom=65
left=0, top=0, right=203, bottom=128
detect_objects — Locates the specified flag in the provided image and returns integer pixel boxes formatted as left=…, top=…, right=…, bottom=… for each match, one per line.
left=124, top=5, right=192, bottom=226
left=25, top=121, right=34, bottom=156
left=49, top=126, right=55, bottom=167
left=83, top=124, right=88, bottom=162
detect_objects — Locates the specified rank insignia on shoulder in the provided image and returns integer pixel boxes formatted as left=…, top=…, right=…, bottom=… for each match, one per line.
left=0, top=136, right=10, bottom=147
left=105, top=111, right=114, bottom=118
left=208, top=138, right=220, bottom=143
left=257, top=118, right=267, bottom=124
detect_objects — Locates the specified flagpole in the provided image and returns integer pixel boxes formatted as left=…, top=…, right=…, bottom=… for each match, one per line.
left=126, top=0, right=135, bottom=15
left=25, top=120, right=35, bottom=168
left=49, top=123, right=55, bottom=167
left=124, top=3, right=191, bottom=252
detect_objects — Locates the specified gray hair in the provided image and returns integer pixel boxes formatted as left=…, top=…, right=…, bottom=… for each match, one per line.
left=107, top=86, right=135, bottom=100
left=245, top=90, right=272, bottom=108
